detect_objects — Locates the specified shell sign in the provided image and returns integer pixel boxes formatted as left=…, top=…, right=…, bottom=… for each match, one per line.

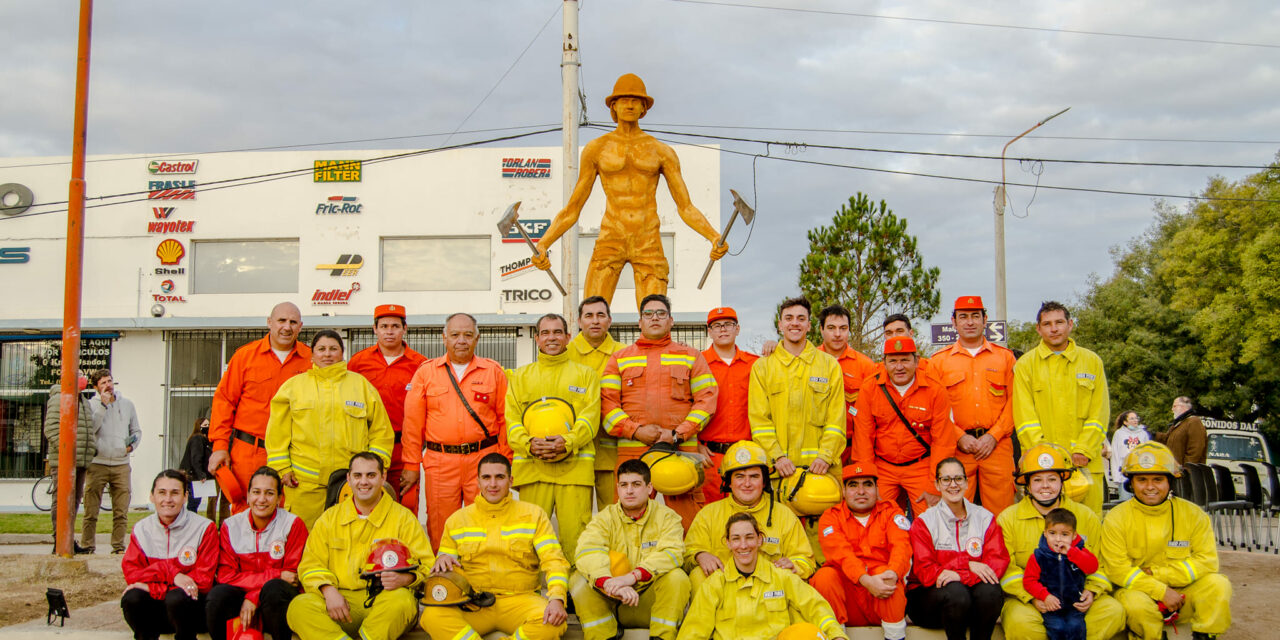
left=156, top=239, right=185, bottom=265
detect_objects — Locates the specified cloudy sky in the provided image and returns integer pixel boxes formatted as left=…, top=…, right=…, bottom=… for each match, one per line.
left=3, top=1, right=1277, bottom=346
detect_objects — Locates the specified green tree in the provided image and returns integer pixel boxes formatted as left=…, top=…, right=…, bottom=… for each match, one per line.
left=797, top=193, right=941, bottom=352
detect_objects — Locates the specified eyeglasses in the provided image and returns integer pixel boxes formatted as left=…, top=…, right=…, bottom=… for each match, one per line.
left=938, top=476, right=966, bottom=486
left=641, top=309, right=669, bottom=319
left=709, top=321, right=737, bottom=331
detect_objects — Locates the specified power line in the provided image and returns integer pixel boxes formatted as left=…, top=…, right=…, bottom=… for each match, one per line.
left=601, top=124, right=1275, bottom=169
left=665, top=0, right=1280, bottom=49
left=2, top=127, right=564, bottom=221
left=0, top=124, right=561, bottom=170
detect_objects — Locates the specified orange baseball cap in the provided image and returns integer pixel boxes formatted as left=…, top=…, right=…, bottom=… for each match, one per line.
left=374, top=304, right=406, bottom=321
left=843, top=460, right=880, bottom=480
left=884, top=336, right=917, bottom=356
left=706, top=307, right=738, bottom=325
left=953, top=296, right=985, bottom=311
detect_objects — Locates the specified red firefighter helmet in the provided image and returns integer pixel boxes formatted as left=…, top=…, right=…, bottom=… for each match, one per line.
left=361, top=539, right=418, bottom=577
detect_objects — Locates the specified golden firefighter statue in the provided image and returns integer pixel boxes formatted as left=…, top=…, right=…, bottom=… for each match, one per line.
left=532, top=73, right=728, bottom=311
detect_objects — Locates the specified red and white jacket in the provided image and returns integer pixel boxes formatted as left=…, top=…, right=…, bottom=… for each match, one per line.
left=123, top=508, right=219, bottom=600
left=216, top=508, right=308, bottom=604
left=908, top=498, right=1009, bottom=588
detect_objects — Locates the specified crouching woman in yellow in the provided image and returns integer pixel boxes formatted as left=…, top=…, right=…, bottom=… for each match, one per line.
left=1101, top=442, right=1231, bottom=640
left=677, top=512, right=846, bottom=640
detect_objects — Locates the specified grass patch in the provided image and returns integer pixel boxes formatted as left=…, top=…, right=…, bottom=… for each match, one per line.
left=0, top=511, right=149, bottom=534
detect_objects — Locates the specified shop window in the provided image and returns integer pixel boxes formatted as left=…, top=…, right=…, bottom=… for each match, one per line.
left=347, top=326, right=519, bottom=369
left=609, top=324, right=708, bottom=351
left=381, top=237, right=490, bottom=291
left=191, top=239, right=299, bottom=294
left=578, top=233, right=676, bottom=289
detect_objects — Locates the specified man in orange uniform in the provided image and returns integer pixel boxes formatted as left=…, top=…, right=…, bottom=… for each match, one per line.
left=852, top=336, right=957, bottom=516
left=346, top=304, right=428, bottom=513
left=815, top=305, right=877, bottom=464
left=601, top=294, right=717, bottom=528
left=402, top=312, right=508, bottom=548
left=209, top=302, right=312, bottom=513
left=566, top=296, right=627, bottom=510
left=931, top=296, right=1017, bottom=514
left=810, top=461, right=911, bottom=639
left=698, top=306, right=758, bottom=503
left=880, top=313, right=939, bottom=383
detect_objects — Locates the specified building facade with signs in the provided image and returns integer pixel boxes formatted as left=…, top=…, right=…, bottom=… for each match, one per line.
left=0, top=145, right=723, bottom=509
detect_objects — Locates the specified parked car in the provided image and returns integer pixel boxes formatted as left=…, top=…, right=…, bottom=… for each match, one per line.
left=1205, top=419, right=1272, bottom=503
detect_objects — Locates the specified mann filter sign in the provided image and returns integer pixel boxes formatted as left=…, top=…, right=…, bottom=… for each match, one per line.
left=314, top=160, right=362, bottom=182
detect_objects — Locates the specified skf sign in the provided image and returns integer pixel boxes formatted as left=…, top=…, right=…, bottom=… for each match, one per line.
left=316, top=254, right=363, bottom=276
left=502, top=158, right=551, bottom=178
left=0, top=247, right=31, bottom=264
left=313, top=160, right=362, bottom=182
left=501, top=219, right=550, bottom=243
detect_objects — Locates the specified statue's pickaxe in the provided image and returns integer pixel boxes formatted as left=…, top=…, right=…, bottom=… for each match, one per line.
left=497, top=201, right=567, bottom=296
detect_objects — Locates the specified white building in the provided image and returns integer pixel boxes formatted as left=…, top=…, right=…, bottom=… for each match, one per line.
left=0, top=144, right=722, bottom=509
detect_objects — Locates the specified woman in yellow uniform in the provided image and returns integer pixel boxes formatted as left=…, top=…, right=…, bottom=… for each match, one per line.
left=265, top=330, right=394, bottom=527
left=677, top=512, right=846, bottom=640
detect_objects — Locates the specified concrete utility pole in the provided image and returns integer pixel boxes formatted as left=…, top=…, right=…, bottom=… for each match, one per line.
left=560, top=0, right=580, bottom=330
left=993, top=107, right=1069, bottom=325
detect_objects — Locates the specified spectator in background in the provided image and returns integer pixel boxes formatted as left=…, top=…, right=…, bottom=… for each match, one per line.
left=1155, top=396, right=1207, bottom=466
left=83, top=369, right=141, bottom=555
left=179, top=416, right=212, bottom=514
left=43, top=375, right=96, bottom=554
left=1108, top=412, right=1149, bottom=500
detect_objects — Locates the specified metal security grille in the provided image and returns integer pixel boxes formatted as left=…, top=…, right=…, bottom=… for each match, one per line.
left=347, top=326, right=520, bottom=369
left=609, top=324, right=709, bottom=351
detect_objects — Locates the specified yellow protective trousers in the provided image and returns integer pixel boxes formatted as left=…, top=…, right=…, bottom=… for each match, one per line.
left=286, top=586, right=418, bottom=640
left=283, top=480, right=326, bottom=529
left=1000, top=593, right=1125, bottom=640
left=517, top=482, right=593, bottom=565
left=1114, top=574, right=1231, bottom=639
left=570, top=569, right=690, bottom=640
left=419, top=592, right=566, bottom=640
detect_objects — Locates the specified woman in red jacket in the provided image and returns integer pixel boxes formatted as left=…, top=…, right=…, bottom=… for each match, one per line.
left=121, top=469, right=218, bottom=640
left=206, top=466, right=307, bottom=640
left=907, top=457, right=1009, bottom=640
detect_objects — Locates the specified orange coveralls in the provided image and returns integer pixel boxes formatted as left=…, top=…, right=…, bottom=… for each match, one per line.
left=931, top=340, right=1017, bottom=515
left=852, top=372, right=957, bottom=515
left=346, top=343, right=428, bottom=513
left=402, top=355, right=508, bottom=548
left=601, top=337, right=718, bottom=528
left=698, top=346, right=758, bottom=503
left=810, top=499, right=911, bottom=626
left=823, top=345, right=877, bottom=464
left=211, top=337, right=312, bottom=513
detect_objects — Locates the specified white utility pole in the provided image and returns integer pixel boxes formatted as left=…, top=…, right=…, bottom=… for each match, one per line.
left=561, top=0, right=580, bottom=330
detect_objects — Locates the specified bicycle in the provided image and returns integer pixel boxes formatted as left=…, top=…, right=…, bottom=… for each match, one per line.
left=31, top=473, right=110, bottom=512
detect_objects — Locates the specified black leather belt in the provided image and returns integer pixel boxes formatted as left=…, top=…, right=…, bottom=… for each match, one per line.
left=232, top=428, right=265, bottom=449
left=394, top=431, right=402, bottom=444
left=878, top=453, right=929, bottom=467
left=703, top=441, right=734, bottom=455
left=425, top=435, right=499, bottom=455
left=965, top=428, right=989, bottom=438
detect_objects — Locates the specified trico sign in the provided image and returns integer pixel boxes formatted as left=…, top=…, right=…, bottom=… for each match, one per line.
left=502, top=289, right=553, bottom=302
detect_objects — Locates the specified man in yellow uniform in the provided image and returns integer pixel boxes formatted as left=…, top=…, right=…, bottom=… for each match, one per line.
left=567, top=296, right=626, bottom=509
left=997, top=443, right=1125, bottom=640
left=749, top=296, right=845, bottom=497
left=1013, top=301, right=1109, bottom=513
left=684, top=441, right=815, bottom=594
left=420, top=453, right=570, bottom=640
left=1102, top=442, right=1231, bottom=640
left=571, top=459, right=690, bottom=640
left=287, top=452, right=433, bottom=640
left=505, top=313, right=600, bottom=563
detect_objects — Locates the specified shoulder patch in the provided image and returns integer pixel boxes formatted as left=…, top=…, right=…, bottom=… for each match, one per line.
left=568, top=385, right=586, bottom=394
left=893, top=514, right=911, bottom=531
left=1076, top=372, right=1096, bottom=381
left=345, top=400, right=365, bottom=409
left=809, top=376, right=829, bottom=384
left=822, top=526, right=835, bottom=537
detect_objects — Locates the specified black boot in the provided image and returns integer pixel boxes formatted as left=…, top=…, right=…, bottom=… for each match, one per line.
left=1192, top=632, right=1216, bottom=640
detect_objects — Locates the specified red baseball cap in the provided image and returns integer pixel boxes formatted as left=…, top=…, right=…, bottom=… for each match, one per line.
left=953, top=296, right=985, bottom=311
left=374, top=304, right=406, bottom=321
left=843, top=460, right=880, bottom=480
left=883, top=336, right=917, bottom=356
left=707, top=307, right=738, bottom=325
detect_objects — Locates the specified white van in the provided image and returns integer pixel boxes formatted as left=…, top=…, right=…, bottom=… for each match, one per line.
left=1204, top=419, right=1272, bottom=503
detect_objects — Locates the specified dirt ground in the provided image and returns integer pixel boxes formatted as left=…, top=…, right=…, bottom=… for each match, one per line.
left=0, top=550, right=1273, bottom=636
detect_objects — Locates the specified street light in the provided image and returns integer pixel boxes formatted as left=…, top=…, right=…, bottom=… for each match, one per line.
left=993, top=107, right=1070, bottom=326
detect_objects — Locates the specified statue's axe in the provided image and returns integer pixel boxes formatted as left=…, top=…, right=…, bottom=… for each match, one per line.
left=697, top=189, right=755, bottom=289
left=497, top=201, right=567, bottom=296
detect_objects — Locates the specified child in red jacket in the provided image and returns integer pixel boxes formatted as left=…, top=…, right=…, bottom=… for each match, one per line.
left=1023, top=508, right=1098, bottom=640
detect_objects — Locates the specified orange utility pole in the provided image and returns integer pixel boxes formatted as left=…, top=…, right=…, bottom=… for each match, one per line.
left=56, top=0, right=94, bottom=558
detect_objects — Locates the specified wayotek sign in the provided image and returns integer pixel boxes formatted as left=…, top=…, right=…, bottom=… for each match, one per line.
left=314, top=160, right=362, bottom=182
left=502, top=158, right=551, bottom=178
left=147, top=160, right=198, bottom=175
left=312, top=282, right=361, bottom=305
left=316, top=196, right=362, bottom=215
left=148, top=180, right=196, bottom=200
left=501, top=218, right=550, bottom=243
left=149, top=208, right=195, bottom=233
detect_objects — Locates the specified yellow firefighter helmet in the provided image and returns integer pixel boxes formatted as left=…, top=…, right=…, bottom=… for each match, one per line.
left=781, top=468, right=842, bottom=516
left=522, top=397, right=575, bottom=462
left=640, top=442, right=705, bottom=496
left=719, top=440, right=771, bottom=476
left=1015, top=442, right=1075, bottom=485
left=1121, top=441, right=1182, bottom=478
left=422, top=570, right=496, bottom=610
